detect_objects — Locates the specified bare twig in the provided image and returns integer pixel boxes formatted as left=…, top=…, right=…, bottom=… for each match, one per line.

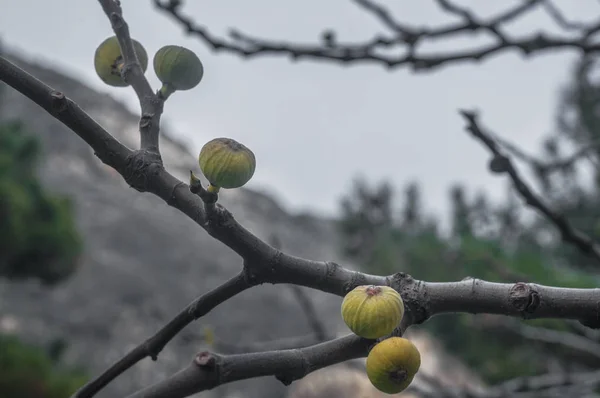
left=494, top=134, right=600, bottom=175
left=152, top=0, right=600, bottom=71
left=460, top=109, right=600, bottom=265
left=541, top=1, right=589, bottom=31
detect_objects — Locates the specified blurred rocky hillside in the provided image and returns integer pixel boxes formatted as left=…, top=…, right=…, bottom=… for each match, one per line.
left=0, top=50, right=483, bottom=398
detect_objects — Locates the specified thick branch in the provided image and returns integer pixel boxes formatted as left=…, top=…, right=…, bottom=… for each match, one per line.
left=98, top=0, right=164, bottom=152
left=153, top=0, right=600, bottom=71
left=125, top=334, right=369, bottom=398
left=460, top=109, right=600, bottom=265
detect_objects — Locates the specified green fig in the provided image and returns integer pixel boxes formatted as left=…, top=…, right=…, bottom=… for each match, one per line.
left=199, top=138, right=256, bottom=192
left=94, top=36, right=148, bottom=87
left=366, top=337, right=421, bottom=394
left=153, top=45, right=204, bottom=95
left=341, top=285, right=404, bottom=339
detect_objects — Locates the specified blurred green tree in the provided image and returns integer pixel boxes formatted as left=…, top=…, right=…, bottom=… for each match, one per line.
left=0, top=46, right=87, bottom=396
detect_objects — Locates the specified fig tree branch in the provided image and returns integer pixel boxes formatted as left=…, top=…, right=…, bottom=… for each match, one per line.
left=5, top=56, right=600, bottom=398
left=125, top=334, right=370, bottom=398
left=152, top=0, right=600, bottom=71
left=460, top=109, right=600, bottom=265
left=0, top=56, right=132, bottom=170
left=98, top=0, right=164, bottom=152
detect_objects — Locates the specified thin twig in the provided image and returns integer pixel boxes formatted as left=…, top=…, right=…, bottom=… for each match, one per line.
left=460, top=109, right=600, bottom=265
left=152, top=0, right=600, bottom=71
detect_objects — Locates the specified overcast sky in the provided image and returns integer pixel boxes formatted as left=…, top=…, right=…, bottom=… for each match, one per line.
left=1, top=1, right=598, bottom=222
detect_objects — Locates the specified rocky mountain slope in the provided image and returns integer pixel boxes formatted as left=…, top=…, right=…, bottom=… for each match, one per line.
left=0, top=50, right=483, bottom=398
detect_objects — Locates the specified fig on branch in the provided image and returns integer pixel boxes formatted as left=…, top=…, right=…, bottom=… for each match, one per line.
left=366, top=337, right=421, bottom=394
left=198, top=138, right=256, bottom=192
left=94, top=36, right=148, bottom=87
left=153, top=45, right=204, bottom=97
left=341, top=285, right=404, bottom=339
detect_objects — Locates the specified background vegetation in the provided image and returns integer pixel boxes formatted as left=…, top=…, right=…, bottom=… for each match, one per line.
left=0, top=79, right=88, bottom=396
left=338, top=54, right=600, bottom=383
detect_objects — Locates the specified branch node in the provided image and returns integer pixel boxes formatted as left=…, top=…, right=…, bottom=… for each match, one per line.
left=109, top=11, right=124, bottom=27
left=324, top=261, right=340, bottom=282
left=194, top=351, right=217, bottom=368
left=489, top=154, right=510, bottom=174
left=343, top=271, right=368, bottom=294
left=123, top=149, right=164, bottom=192
left=275, top=349, right=309, bottom=386
left=50, top=91, right=68, bottom=113
left=509, top=282, right=540, bottom=316
left=140, top=113, right=154, bottom=129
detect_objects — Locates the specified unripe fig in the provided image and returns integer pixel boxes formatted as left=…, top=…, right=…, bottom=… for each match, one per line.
left=94, top=36, right=148, bottom=87
left=153, top=45, right=204, bottom=94
left=366, top=337, right=421, bottom=394
left=341, top=285, right=404, bottom=339
left=199, top=138, right=256, bottom=191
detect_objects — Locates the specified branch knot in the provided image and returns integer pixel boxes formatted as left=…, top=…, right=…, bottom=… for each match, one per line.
left=50, top=91, right=68, bottom=113
left=123, top=149, right=164, bottom=192
left=509, top=282, right=540, bottom=317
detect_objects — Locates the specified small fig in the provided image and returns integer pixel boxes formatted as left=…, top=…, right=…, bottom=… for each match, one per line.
left=199, top=138, right=256, bottom=191
left=153, top=45, right=204, bottom=95
left=341, top=285, right=404, bottom=339
left=366, top=337, right=421, bottom=394
left=94, top=36, right=148, bottom=87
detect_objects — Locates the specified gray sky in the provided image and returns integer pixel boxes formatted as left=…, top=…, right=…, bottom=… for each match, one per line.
left=1, top=1, right=598, bottom=221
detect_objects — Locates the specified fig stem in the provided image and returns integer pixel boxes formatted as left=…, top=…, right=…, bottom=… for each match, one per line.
left=158, top=83, right=176, bottom=100
left=207, top=184, right=221, bottom=194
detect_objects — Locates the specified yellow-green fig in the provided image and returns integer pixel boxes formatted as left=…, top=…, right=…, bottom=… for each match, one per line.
left=94, top=36, right=148, bottom=87
left=199, top=138, right=256, bottom=191
left=366, top=337, right=421, bottom=394
left=341, top=285, right=404, bottom=339
left=153, top=45, right=204, bottom=93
